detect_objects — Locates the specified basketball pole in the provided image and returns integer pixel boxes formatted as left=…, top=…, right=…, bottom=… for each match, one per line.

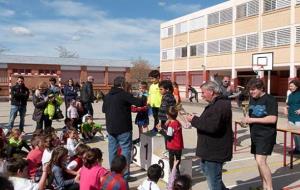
left=267, top=70, right=271, bottom=94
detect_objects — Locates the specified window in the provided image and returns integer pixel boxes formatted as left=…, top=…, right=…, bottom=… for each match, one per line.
left=207, top=8, right=232, bottom=26
left=208, top=12, right=219, bottom=26
left=175, top=47, right=187, bottom=58
left=236, top=33, right=259, bottom=51
left=39, top=70, right=57, bottom=75
left=161, top=26, right=173, bottom=38
left=220, top=39, right=232, bottom=53
left=264, top=0, right=290, bottom=12
left=263, top=31, right=276, bottom=48
left=237, top=0, right=259, bottom=19
left=61, top=70, right=80, bottom=83
left=236, top=36, right=247, bottom=51
left=190, top=43, right=204, bottom=56
left=263, top=28, right=290, bottom=48
left=175, top=22, right=187, bottom=34
left=161, top=49, right=174, bottom=60
left=220, top=8, right=232, bottom=23
left=175, top=73, right=186, bottom=85
left=12, top=69, right=31, bottom=75
left=296, top=26, right=300, bottom=43
left=108, top=72, right=125, bottom=85
left=0, top=69, right=8, bottom=83
left=247, top=33, right=259, bottom=50
left=207, top=41, right=219, bottom=55
left=190, top=72, right=203, bottom=86
left=190, top=16, right=205, bottom=31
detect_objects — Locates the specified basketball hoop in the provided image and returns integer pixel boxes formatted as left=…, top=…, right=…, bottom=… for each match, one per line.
left=252, top=52, right=273, bottom=72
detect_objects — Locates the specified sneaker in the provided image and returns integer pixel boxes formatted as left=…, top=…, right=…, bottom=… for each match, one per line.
left=126, top=176, right=137, bottom=182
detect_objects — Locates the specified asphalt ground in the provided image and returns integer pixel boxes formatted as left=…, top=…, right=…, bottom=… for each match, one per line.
left=1, top=101, right=300, bottom=190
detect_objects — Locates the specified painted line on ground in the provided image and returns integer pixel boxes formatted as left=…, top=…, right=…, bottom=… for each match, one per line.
left=227, top=171, right=300, bottom=188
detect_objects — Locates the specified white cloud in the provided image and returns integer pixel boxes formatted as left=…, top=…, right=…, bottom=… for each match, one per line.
left=158, top=1, right=166, bottom=7
left=161, top=3, right=202, bottom=15
left=41, top=0, right=105, bottom=18
left=10, top=27, right=33, bottom=36
left=0, top=8, right=15, bottom=17
left=0, top=1, right=163, bottom=65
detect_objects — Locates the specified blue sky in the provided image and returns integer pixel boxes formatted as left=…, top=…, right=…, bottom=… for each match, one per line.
left=0, top=0, right=224, bottom=66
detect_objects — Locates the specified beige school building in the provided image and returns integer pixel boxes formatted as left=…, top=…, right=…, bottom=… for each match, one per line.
left=160, top=0, right=300, bottom=99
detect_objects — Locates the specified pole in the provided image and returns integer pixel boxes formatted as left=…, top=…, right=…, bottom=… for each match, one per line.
left=268, top=70, right=271, bottom=94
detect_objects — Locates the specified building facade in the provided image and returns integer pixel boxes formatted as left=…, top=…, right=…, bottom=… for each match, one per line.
left=160, top=0, right=300, bottom=99
left=0, top=55, right=131, bottom=96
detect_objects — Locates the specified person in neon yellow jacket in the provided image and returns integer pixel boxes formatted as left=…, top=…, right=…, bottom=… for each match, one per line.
left=44, top=93, right=63, bottom=120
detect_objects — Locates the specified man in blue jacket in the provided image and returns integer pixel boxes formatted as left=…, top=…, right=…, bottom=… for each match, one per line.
left=7, top=76, right=29, bottom=133
left=102, top=76, right=144, bottom=182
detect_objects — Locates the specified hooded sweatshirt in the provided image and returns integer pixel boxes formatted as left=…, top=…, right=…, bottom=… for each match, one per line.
left=102, top=87, right=144, bottom=135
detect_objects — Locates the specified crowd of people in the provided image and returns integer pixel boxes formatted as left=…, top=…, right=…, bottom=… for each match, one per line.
left=0, top=69, right=298, bottom=190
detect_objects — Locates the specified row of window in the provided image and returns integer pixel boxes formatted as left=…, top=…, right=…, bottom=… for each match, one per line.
left=161, top=0, right=299, bottom=38
left=162, top=26, right=300, bottom=59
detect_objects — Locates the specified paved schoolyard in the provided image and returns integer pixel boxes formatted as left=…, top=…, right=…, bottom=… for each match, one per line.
left=1, top=101, right=300, bottom=190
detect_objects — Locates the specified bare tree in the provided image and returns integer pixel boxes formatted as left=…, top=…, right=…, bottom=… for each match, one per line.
left=55, top=46, right=79, bottom=58
left=0, top=46, right=9, bottom=54
left=129, top=58, right=152, bottom=85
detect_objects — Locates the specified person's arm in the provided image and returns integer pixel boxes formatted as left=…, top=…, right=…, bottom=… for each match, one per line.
left=66, top=160, right=78, bottom=170
left=53, top=166, right=74, bottom=189
left=244, top=115, right=277, bottom=124
left=38, top=163, right=49, bottom=190
left=125, top=93, right=144, bottom=107
left=167, top=159, right=180, bottom=190
left=33, top=95, right=48, bottom=109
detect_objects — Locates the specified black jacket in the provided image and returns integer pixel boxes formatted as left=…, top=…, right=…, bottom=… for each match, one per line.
left=10, top=84, right=29, bottom=106
left=191, top=96, right=233, bottom=163
left=102, top=87, right=144, bottom=135
left=81, top=81, right=94, bottom=103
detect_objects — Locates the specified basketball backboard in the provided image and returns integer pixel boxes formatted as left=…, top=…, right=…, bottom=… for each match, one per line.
left=252, top=52, right=273, bottom=71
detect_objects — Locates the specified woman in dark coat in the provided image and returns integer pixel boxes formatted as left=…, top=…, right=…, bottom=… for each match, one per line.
left=62, top=79, right=78, bottom=115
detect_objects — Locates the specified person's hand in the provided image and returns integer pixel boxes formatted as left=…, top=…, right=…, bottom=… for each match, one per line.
left=295, top=109, right=300, bottom=115
left=44, top=96, right=49, bottom=102
left=186, top=114, right=194, bottom=122
left=241, top=116, right=252, bottom=124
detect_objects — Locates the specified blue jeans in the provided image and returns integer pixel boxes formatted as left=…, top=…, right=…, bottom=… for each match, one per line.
left=7, top=105, right=27, bottom=132
left=108, top=131, right=132, bottom=179
left=289, top=121, right=300, bottom=151
left=200, top=159, right=228, bottom=190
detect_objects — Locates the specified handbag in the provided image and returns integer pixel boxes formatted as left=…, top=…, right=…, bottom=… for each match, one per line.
left=53, top=107, right=64, bottom=120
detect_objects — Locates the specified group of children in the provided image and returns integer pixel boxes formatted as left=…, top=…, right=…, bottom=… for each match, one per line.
left=131, top=70, right=190, bottom=182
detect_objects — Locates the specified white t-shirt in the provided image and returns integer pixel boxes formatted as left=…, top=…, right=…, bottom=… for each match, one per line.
left=138, top=180, right=160, bottom=190
left=66, top=138, right=79, bottom=157
left=9, top=176, right=39, bottom=190
left=42, top=149, right=53, bottom=165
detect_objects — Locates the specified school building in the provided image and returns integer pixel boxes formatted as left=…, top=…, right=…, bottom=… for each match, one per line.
left=160, top=0, right=300, bottom=99
left=0, top=55, right=131, bottom=96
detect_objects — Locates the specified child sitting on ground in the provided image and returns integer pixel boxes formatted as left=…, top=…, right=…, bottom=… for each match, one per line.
left=26, top=135, right=45, bottom=180
left=138, top=164, right=162, bottom=190
left=7, top=157, right=49, bottom=190
left=76, top=148, right=108, bottom=190
left=81, top=114, right=104, bottom=141
left=132, top=81, right=149, bottom=144
left=100, top=155, right=129, bottom=190
left=49, top=147, right=79, bottom=190
left=60, top=118, right=73, bottom=144
left=41, top=135, right=55, bottom=165
left=66, top=128, right=80, bottom=157
left=157, top=106, right=183, bottom=174
left=67, top=143, right=90, bottom=172
left=7, top=128, right=31, bottom=157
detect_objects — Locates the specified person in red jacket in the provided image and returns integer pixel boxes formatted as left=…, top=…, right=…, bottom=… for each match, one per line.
left=157, top=106, right=183, bottom=174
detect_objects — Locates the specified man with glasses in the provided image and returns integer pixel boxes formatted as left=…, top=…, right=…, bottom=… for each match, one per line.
left=7, top=76, right=29, bottom=133
left=220, top=76, right=233, bottom=99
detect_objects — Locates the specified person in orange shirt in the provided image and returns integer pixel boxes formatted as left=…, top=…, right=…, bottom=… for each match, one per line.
left=173, top=82, right=181, bottom=105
